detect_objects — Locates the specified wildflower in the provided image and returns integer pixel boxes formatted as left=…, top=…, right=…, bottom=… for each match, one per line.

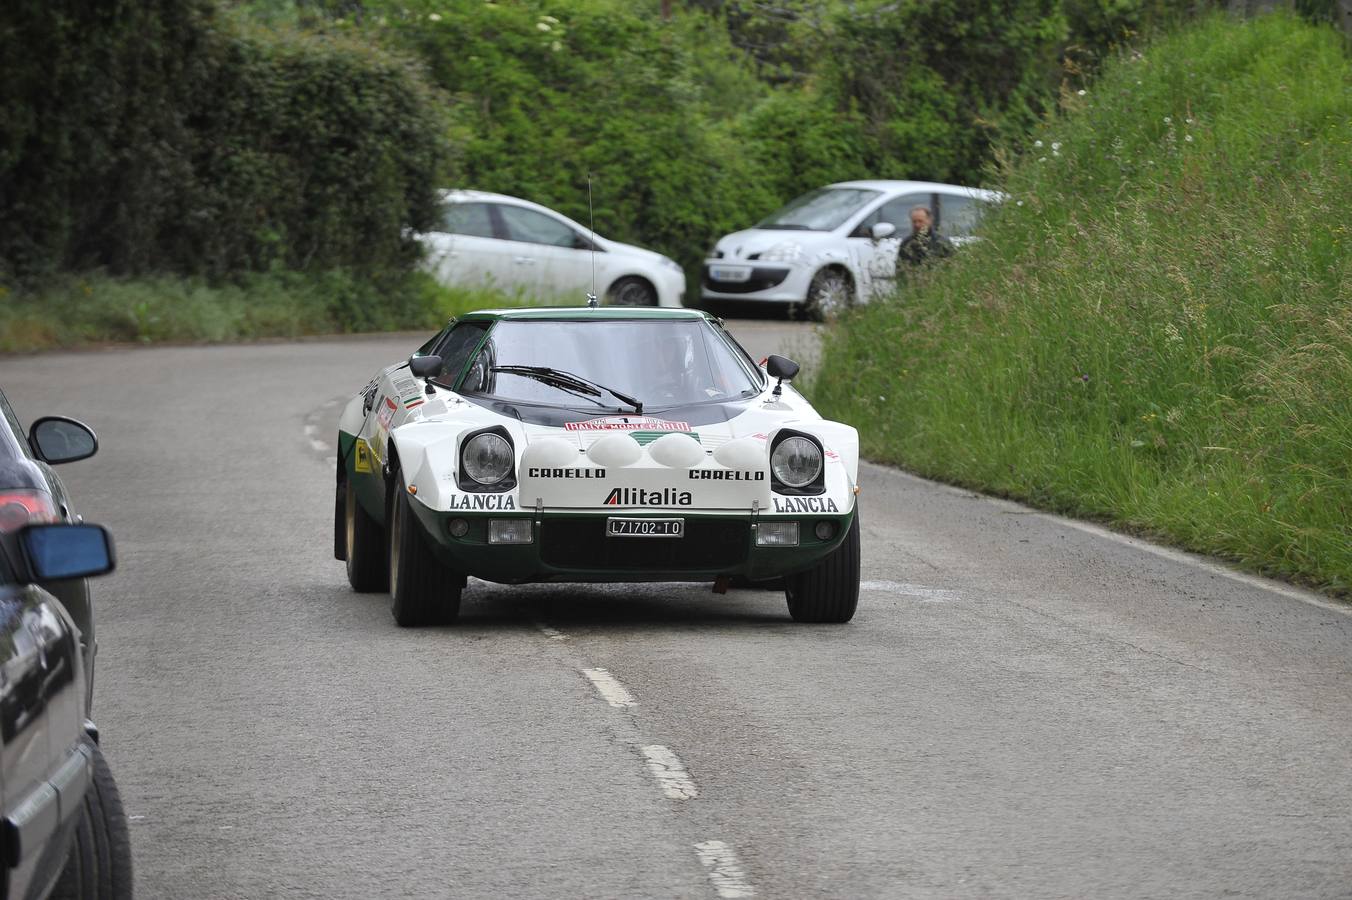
left=537, top=21, right=551, bottom=31
left=551, top=40, right=562, bottom=51
left=1016, top=200, right=1024, bottom=207
left=1077, top=89, right=1086, bottom=96
left=541, top=15, right=559, bottom=23
left=1051, top=142, right=1061, bottom=151
left=1080, top=374, right=1090, bottom=383
left=1038, top=156, right=1047, bottom=163
left=1034, top=140, right=1043, bottom=148
left=428, top=12, right=442, bottom=21
left=1185, top=135, right=1193, bottom=143
left=1163, top=116, right=1171, bottom=124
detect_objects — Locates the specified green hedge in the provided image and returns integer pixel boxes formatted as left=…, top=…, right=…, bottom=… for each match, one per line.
left=0, top=0, right=448, bottom=282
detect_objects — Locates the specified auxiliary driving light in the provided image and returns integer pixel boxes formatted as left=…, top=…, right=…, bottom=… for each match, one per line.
left=447, top=518, right=470, bottom=538
left=756, top=522, right=799, bottom=547
left=488, top=519, right=533, bottom=545
left=814, top=521, right=836, bottom=541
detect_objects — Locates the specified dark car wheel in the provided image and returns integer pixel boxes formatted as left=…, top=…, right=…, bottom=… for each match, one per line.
left=52, top=740, right=132, bottom=900
left=805, top=268, right=854, bottom=321
left=607, top=276, right=658, bottom=307
left=345, top=477, right=388, bottom=593
left=389, top=473, right=464, bottom=627
left=785, top=512, right=860, bottom=623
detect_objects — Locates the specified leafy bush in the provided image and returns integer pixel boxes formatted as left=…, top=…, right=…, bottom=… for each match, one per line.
left=0, top=0, right=448, bottom=281
left=810, top=13, right=1352, bottom=592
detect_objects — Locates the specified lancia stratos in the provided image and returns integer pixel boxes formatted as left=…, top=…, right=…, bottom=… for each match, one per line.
left=333, top=307, right=861, bottom=626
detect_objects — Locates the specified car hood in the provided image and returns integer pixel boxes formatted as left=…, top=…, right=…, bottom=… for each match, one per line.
left=709, top=228, right=842, bottom=262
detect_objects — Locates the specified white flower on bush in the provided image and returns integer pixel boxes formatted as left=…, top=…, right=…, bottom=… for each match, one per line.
left=537, top=21, right=551, bottom=31
left=1185, top=134, right=1193, bottom=142
left=1034, top=140, right=1043, bottom=148
left=1038, top=156, right=1047, bottom=163
left=428, top=12, right=442, bottom=21
left=551, top=40, right=562, bottom=52
left=1077, top=89, right=1086, bottom=96
left=1051, top=142, right=1061, bottom=151
left=541, top=15, right=559, bottom=24
left=1163, top=116, right=1172, bottom=124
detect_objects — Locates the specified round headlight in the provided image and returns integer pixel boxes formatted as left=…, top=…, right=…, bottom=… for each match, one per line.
left=771, top=436, right=822, bottom=488
left=463, top=433, right=513, bottom=485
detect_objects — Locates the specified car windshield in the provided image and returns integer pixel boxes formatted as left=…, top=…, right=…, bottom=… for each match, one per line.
left=755, top=188, right=882, bottom=231
left=458, top=319, right=763, bottom=410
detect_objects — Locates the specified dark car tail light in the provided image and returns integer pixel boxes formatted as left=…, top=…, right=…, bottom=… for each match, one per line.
left=0, top=490, right=59, bottom=533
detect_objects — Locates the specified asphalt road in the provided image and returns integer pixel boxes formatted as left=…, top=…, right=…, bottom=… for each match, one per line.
left=1, top=320, right=1349, bottom=899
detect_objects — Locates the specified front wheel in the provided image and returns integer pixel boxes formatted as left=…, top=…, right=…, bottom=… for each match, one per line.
left=804, top=268, right=854, bottom=321
left=389, top=472, right=464, bottom=627
left=52, top=740, right=133, bottom=900
left=345, top=477, right=388, bottom=593
left=785, top=512, right=860, bottom=623
left=607, top=276, right=658, bottom=307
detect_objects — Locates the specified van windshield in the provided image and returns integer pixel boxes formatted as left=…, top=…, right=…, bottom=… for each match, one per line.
left=755, top=188, right=882, bottom=231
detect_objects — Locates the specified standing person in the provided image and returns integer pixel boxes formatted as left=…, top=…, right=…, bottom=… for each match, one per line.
left=895, top=205, right=954, bottom=272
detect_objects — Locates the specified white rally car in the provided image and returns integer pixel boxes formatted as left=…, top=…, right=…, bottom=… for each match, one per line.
left=334, top=307, right=860, bottom=626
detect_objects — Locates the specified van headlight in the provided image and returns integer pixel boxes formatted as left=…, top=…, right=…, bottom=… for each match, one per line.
left=761, top=242, right=804, bottom=264
left=459, top=427, right=516, bottom=490
left=771, top=434, right=822, bottom=489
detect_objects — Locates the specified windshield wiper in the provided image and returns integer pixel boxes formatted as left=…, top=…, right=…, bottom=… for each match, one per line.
left=491, top=366, right=644, bottom=414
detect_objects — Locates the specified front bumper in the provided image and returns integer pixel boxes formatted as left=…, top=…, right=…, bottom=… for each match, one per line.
left=408, top=503, right=855, bottom=584
left=700, top=262, right=813, bottom=303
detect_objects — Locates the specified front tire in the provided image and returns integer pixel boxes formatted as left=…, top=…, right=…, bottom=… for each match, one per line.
left=52, top=740, right=133, bottom=900
left=785, top=512, right=860, bottom=623
left=345, top=477, right=388, bottom=592
left=805, top=268, right=854, bottom=321
left=389, top=473, right=464, bottom=627
left=607, top=276, right=658, bottom=307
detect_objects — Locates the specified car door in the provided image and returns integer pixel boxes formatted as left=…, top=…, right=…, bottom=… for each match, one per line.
left=427, top=201, right=519, bottom=292
left=847, top=192, right=935, bottom=299
left=494, top=204, right=594, bottom=300
left=0, top=577, right=85, bottom=900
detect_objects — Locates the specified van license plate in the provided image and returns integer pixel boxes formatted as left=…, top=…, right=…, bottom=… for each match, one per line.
left=606, top=518, right=684, bottom=538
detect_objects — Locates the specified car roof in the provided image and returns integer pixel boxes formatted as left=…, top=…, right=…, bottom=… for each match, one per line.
left=826, top=180, right=1004, bottom=201
left=459, top=307, right=710, bottom=323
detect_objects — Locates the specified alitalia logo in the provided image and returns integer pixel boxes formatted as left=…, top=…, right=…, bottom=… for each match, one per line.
left=604, top=487, right=693, bottom=507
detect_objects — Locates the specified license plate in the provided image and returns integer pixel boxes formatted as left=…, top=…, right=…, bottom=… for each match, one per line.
left=709, top=265, right=751, bottom=283
left=606, top=517, right=684, bottom=538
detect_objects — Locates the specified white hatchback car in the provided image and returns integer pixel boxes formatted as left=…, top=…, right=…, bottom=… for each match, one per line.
left=702, top=180, right=1002, bottom=318
left=421, top=190, right=687, bottom=307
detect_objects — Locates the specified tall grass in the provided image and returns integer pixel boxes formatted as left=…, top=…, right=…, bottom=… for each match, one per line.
left=0, top=271, right=520, bottom=352
left=811, top=14, right=1352, bottom=593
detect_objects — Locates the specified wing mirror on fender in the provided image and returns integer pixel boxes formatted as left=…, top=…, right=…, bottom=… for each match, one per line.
left=19, top=523, right=116, bottom=581
left=766, top=354, right=800, bottom=398
left=870, top=222, right=896, bottom=241
left=408, top=355, right=443, bottom=394
left=29, top=416, right=98, bottom=465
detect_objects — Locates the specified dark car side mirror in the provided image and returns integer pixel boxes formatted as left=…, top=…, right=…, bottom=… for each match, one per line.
left=29, top=416, right=98, bottom=465
left=20, top=524, right=116, bottom=581
left=409, top=355, right=442, bottom=378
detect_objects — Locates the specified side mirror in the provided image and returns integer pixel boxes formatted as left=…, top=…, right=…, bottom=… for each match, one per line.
left=20, top=524, right=115, bottom=581
left=870, top=222, right=896, bottom=241
left=29, top=417, right=98, bottom=465
left=408, top=355, right=442, bottom=378
left=766, top=355, right=800, bottom=381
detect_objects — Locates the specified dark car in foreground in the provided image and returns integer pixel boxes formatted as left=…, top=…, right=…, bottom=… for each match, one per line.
left=0, top=522, right=130, bottom=899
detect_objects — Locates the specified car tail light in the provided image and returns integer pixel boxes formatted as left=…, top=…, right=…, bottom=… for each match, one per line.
left=0, top=490, right=60, bottom=533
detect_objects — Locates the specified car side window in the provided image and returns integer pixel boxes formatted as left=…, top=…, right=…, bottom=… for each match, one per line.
left=496, top=205, right=581, bottom=248
left=938, top=195, right=986, bottom=238
left=852, top=193, right=934, bottom=237
left=430, top=322, right=491, bottom=387
left=441, top=202, right=497, bottom=238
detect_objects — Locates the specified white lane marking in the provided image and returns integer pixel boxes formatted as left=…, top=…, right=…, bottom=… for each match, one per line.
left=535, top=622, right=567, bottom=640
left=641, top=745, right=699, bottom=800
left=881, top=465, right=1352, bottom=619
left=860, top=580, right=955, bottom=602
left=582, top=668, right=637, bottom=708
left=694, top=840, right=756, bottom=898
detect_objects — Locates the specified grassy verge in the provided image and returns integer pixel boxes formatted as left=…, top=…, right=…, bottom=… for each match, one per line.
left=810, top=13, right=1352, bottom=594
left=0, top=270, right=522, bottom=352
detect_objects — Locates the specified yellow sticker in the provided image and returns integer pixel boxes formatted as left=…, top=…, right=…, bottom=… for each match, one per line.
left=354, top=439, right=373, bottom=473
